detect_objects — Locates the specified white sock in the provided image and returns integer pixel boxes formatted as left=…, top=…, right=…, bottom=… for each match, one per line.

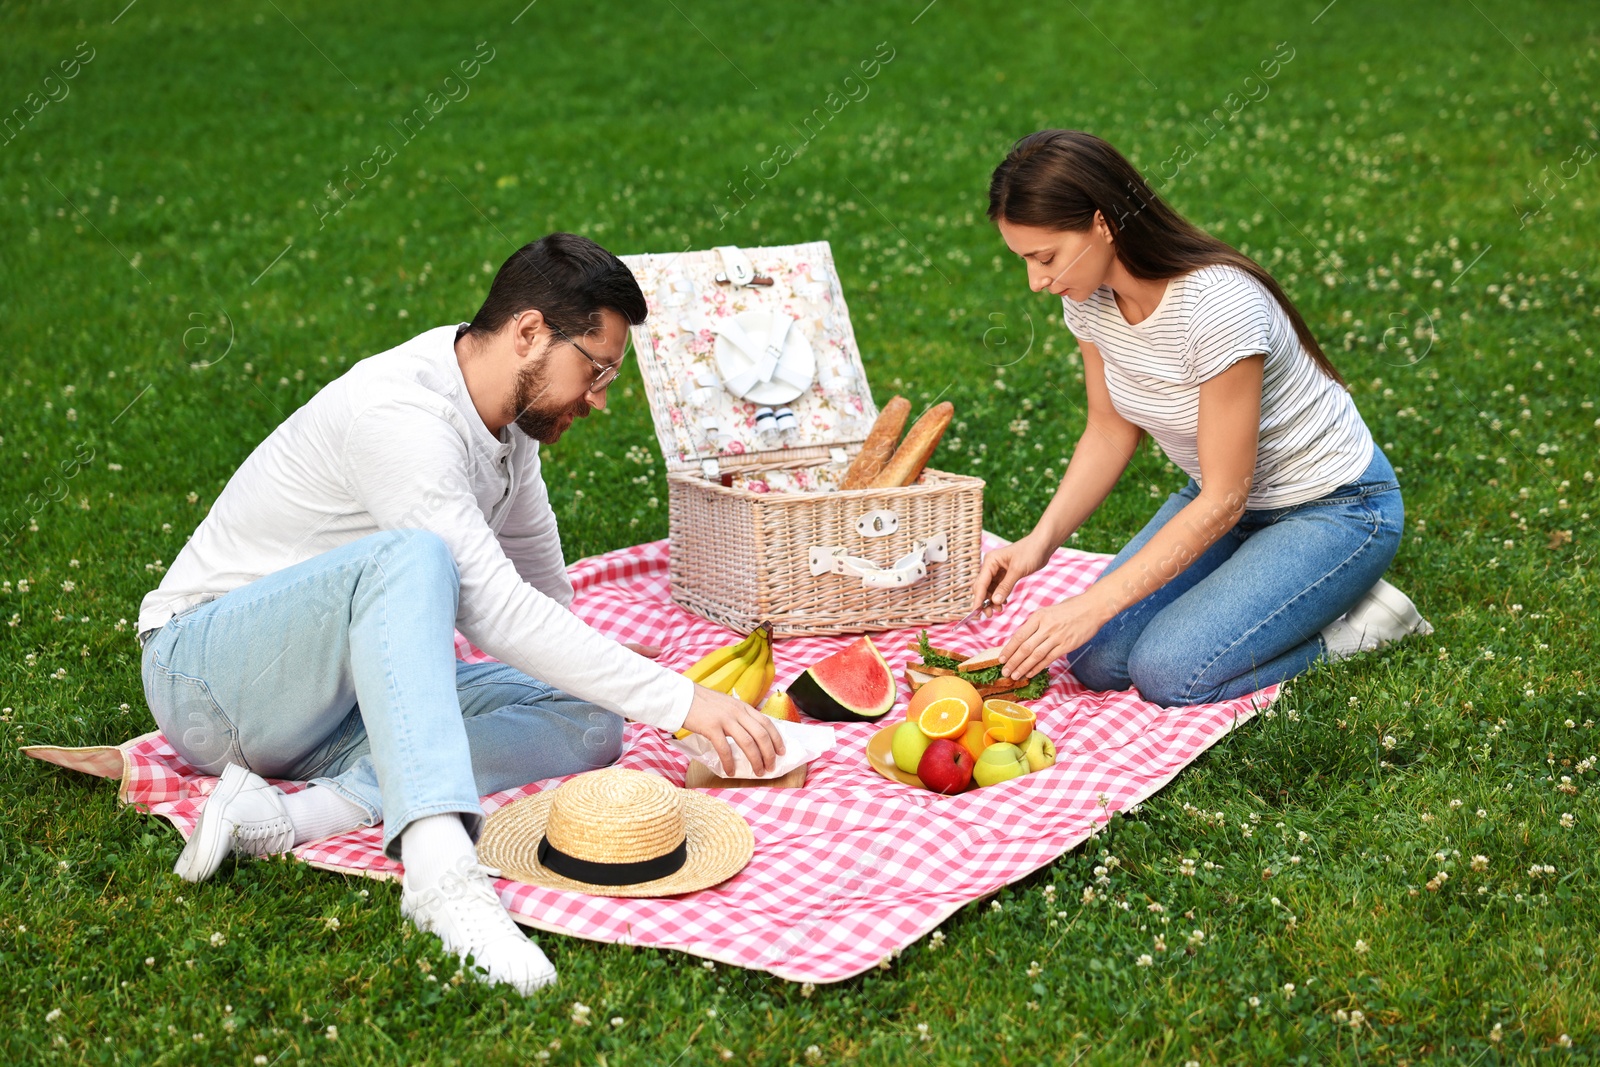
left=280, top=785, right=369, bottom=846
left=400, top=813, right=479, bottom=895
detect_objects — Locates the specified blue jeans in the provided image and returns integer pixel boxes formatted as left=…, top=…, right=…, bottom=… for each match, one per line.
left=139, top=529, right=624, bottom=859
left=1066, top=445, right=1404, bottom=706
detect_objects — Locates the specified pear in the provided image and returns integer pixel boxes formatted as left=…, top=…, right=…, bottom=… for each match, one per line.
left=759, top=688, right=802, bottom=723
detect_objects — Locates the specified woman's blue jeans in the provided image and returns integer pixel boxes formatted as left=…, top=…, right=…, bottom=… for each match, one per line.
left=1065, top=445, right=1404, bottom=706
left=139, top=529, right=624, bottom=859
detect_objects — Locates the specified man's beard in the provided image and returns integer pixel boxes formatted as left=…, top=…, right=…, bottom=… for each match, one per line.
left=506, top=355, right=589, bottom=444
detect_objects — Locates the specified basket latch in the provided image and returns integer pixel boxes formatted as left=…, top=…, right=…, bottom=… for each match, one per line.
left=713, top=245, right=773, bottom=287
left=808, top=534, right=949, bottom=590
left=855, top=510, right=899, bottom=538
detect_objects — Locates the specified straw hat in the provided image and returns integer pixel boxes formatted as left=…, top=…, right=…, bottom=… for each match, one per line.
left=478, top=767, right=753, bottom=897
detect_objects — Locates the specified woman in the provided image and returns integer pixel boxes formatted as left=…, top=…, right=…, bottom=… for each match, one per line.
left=972, top=130, right=1431, bottom=707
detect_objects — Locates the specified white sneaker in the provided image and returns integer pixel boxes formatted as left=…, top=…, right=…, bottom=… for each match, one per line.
left=174, top=762, right=296, bottom=883
left=1321, top=578, right=1434, bottom=661
left=401, top=857, right=558, bottom=995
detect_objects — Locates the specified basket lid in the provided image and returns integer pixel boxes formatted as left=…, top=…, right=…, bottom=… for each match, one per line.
left=619, top=242, right=880, bottom=474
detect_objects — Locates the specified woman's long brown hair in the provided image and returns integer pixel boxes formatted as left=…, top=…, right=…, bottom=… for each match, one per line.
left=987, top=129, right=1345, bottom=387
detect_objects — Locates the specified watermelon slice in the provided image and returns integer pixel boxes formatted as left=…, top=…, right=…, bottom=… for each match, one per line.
left=787, top=636, right=896, bottom=722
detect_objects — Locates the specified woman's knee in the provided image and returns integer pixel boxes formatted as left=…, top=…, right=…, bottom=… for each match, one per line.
left=1066, top=637, right=1129, bottom=694
left=1126, top=639, right=1197, bottom=707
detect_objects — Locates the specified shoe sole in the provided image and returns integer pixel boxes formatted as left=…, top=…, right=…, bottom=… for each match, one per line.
left=174, top=763, right=250, bottom=883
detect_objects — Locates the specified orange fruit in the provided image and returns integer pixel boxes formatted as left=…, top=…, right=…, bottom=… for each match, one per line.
left=917, top=696, right=972, bottom=740
left=907, top=675, right=983, bottom=724
left=958, top=721, right=993, bottom=763
left=981, top=698, right=1035, bottom=744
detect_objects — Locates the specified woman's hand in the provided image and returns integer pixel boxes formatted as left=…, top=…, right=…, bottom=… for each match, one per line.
left=998, top=594, right=1111, bottom=682
left=969, top=531, right=1056, bottom=617
left=682, top=686, right=786, bottom=777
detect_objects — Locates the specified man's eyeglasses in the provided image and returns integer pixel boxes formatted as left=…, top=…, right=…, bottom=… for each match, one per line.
left=551, top=324, right=623, bottom=394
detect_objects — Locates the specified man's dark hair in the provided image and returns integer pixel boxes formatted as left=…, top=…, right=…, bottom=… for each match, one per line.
left=466, top=232, right=647, bottom=340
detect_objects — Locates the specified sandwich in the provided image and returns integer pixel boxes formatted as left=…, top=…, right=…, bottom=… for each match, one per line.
left=904, top=630, right=1050, bottom=700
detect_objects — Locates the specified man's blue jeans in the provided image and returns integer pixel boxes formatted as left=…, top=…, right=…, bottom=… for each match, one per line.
left=1066, top=445, right=1405, bottom=706
left=140, top=529, right=624, bottom=859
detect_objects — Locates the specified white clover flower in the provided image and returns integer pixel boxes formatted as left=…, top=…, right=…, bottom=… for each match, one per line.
left=1354, top=939, right=1369, bottom=955
left=1136, top=953, right=1153, bottom=967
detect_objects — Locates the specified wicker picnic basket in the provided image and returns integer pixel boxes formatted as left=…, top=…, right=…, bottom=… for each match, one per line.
left=620, top=242, right=984, bottom=638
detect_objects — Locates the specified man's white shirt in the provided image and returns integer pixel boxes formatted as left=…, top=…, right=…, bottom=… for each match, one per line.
left=138, top=323, right=693, bottom=732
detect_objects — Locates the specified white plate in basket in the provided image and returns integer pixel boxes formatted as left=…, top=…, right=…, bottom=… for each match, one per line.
left=712, top=309, right=816, bottom=406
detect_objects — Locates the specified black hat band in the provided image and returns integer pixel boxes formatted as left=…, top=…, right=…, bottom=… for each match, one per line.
left=536, top=835, right=689, bottom=886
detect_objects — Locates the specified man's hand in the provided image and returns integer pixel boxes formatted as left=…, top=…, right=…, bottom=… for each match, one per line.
left=623, top=642, right=662, bottom=658
left=999, top=594, right=1113, bottom=682
left=682, top=686, right=786, bottom=777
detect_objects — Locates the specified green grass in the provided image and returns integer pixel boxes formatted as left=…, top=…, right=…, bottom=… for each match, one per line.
left=2, top=0, right=1597, bottom=1062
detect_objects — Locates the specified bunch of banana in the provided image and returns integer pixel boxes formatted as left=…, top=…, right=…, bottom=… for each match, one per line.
left=674, top=623, right=775, bottom=738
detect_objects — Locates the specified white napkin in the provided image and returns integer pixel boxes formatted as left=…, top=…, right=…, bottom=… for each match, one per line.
left=671, top=719, right=835, bottom=780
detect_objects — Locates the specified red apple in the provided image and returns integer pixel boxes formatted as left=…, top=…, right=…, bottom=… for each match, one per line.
left=917, top=738, right=974, bottom=795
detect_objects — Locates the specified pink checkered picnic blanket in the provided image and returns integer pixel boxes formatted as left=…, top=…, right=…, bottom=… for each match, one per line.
left=26, top=533, right=1277, bottom=983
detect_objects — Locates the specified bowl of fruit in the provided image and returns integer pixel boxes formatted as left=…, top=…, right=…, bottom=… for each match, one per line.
left=865, top=662, right=1056, bottom=794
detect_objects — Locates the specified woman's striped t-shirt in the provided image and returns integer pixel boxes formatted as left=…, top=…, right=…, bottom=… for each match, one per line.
left=1059, top=263, right=1374, bottom=510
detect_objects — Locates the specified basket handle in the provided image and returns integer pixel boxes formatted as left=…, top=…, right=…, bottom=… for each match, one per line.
left=808, top=534, right=949, bottom=590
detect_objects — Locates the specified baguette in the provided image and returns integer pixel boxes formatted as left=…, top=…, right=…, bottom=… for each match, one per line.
left=868, top=401, right=954, bottom=488
left=841, top=396, right=911, bottom=489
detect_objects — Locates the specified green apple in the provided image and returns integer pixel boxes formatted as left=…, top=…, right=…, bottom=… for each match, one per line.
left=972, top=742, right=1030, bottom=787
left=1022, top=731, right=1057, bottom=772
left=891, top=721, right=934, bottom=774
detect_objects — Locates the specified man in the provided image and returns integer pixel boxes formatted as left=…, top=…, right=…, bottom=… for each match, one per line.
left=137, top=233, right=783, bottom=995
